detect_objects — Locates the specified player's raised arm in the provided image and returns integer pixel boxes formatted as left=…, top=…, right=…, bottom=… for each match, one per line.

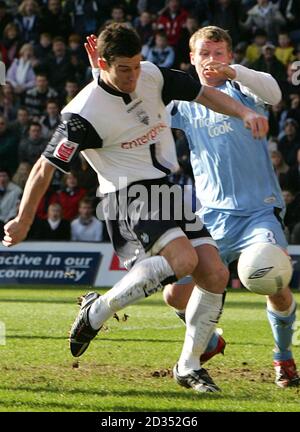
left=200, top=60, right=282, bottom=105
left=85, top=34, right=101, bottom=81
left=85, top=34, right=98, bottom=67
left=2, top=157, right=55, bottom=246
left=196, top=85, right=269, bottom=139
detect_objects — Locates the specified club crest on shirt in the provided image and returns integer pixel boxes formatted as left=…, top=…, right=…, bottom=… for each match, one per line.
left=54, top=139, right=79, bottom=162
left=140, top=232, right=149, bottom=244
left=136, top=109, right=149, bottom=125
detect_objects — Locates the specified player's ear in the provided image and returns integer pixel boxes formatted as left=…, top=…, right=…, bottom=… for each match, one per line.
left=190, top=51, right=195, bottom=66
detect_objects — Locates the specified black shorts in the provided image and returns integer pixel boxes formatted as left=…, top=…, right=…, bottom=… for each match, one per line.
left=100, top=177, right=214, bottom=265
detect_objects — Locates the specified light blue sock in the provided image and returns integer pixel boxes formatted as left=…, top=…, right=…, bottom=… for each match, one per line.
left=267, top=301, right=297, bottom=361
left=205, top=331, right=220, bottom=352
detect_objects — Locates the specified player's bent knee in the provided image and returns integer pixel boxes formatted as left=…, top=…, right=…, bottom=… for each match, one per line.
left=160, top=237, right=198, bottom=279
left=163, top=283, right=192, bottom=310
left=175, top=249, right=198, bottom=279
left=163, top=284, right=179, bottom=308
left=267, top=286, right=293, bottom=310
left=201, top=266, right=229, bottom=293
left=220, top=265, right=230, bottom=287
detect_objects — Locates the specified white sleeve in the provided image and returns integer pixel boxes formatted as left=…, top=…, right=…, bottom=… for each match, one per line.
left=230, top=64, right=282, bottom=106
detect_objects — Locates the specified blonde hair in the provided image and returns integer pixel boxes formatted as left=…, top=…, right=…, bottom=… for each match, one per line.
left=19, top=43, right=34, bottom=57
left=189, top=26, right=232, bottom=53
left=18, top=0, right=40, bottom=16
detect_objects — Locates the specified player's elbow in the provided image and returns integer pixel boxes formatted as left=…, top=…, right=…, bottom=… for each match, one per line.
left=266, top=79, right=282, bottom=105
left=270, top=85, right=282, bottom=105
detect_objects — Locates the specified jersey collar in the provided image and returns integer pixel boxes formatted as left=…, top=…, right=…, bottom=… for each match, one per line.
left=98, top=78, right=132, bottom=104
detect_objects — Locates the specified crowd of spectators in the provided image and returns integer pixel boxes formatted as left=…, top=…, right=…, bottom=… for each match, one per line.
left=0, top=0, right=300, bottom=243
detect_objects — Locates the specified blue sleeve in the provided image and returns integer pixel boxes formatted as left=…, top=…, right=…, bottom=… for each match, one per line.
left=169, top=101, right=186, bottom=130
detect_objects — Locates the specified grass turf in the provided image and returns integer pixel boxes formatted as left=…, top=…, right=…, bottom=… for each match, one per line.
left=0, top=287, right=299, bottom=412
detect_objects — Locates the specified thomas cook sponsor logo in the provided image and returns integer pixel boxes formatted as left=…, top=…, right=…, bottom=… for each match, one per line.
left=121, top=122, right=167, bottom=149
left=54, top=139, right=79, bottom=162
left=208, top=121, right=234, bottom=137
left=249, top=267, right=274, bottom=279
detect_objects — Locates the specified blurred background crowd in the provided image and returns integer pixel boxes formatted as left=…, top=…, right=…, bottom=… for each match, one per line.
left=0, top=0, right=300, bottom=243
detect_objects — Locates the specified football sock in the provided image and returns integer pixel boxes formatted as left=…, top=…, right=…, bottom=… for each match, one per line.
left=177, top=286, right=223, bottom=375
left=175, top=309, right=186, bottom=323
left=175, top=289, right=226, bottom=354
left=88, top=255, right=177, bottom=330
left=267, top=298, right=297, bottom=361
left=175, top=309, right=220, bottom=352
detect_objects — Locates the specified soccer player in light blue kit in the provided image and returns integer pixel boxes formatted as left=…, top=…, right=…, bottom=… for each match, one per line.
left=164, top=26, right=299, bottom=388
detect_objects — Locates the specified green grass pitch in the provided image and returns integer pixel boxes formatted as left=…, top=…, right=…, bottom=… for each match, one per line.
left=0, top=286, right=299, bottom=412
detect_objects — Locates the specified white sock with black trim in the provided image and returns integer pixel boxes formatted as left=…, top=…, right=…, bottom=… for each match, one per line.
left=177, top=285, right=223, bottom=375
left=89, top=255, right=177, bottom=330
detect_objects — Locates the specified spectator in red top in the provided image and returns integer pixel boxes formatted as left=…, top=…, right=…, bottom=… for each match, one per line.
left=157, top=0, right=188, bottom=47
left=0, top=42, right=7, bottom=66
left=56, top=172, right=86, bottom=221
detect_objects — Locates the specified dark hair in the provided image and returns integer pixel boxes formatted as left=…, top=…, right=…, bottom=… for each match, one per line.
left=97, top=23, right=142, bottom=65
left=79, top=197, right=94, bottom=207
left=155, top=30, right=168, bottom=39
left=46, top=98, right=59, bottom=107
left=52, top=36, right=65, bottom=45
left=0, top=167, right=10, bottom=177
left=29, top=121, right=41, bottom=129
left=36, top=72, right=48, bottom=80
left=18, top=106, right=29, bottom=112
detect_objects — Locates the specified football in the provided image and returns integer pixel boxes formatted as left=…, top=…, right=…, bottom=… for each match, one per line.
left=237, top=243, right=293, bottom=295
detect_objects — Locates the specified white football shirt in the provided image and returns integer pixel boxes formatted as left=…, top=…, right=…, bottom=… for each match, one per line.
left=43, top=61, right=202, bottom=194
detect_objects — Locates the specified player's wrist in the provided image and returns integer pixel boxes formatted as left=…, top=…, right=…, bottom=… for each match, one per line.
left=239, top=106, right=252, bottom=120
left=15, top=215, right=32, bottom=229
left=226, top=66, right=236, bottom=80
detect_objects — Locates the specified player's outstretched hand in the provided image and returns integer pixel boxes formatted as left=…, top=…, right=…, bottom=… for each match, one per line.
left=85, top=34, right=98, bottom=69
left=242, top=110, right=269, bottom=139
left=2, top=219, right=30, bottom=247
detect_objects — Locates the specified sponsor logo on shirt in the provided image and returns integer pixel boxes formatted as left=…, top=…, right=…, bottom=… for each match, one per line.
left=190, top=109, right=234, bottom=138
left=54, top=139, right=79, bottom=162
left=208, top=121, right=234, bottom=138
left=121, top=122, right=167, bottom=149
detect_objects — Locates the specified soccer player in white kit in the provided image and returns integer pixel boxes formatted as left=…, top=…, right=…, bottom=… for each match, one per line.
left=3, top=24, right=268, bottom=393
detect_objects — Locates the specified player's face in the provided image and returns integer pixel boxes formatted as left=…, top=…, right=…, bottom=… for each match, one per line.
left=190, top=39, right=232, bottom=86
left=102, top=54, right=142, bottom=94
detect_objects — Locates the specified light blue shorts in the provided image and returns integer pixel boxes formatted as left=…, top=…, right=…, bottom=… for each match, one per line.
left=177, top=207, right=288, bottom=284
left=202, top=207, right=288, bottom=266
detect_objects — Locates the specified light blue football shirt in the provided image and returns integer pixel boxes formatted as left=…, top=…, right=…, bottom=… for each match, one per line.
left=170, top=81, right=284, bottom=216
